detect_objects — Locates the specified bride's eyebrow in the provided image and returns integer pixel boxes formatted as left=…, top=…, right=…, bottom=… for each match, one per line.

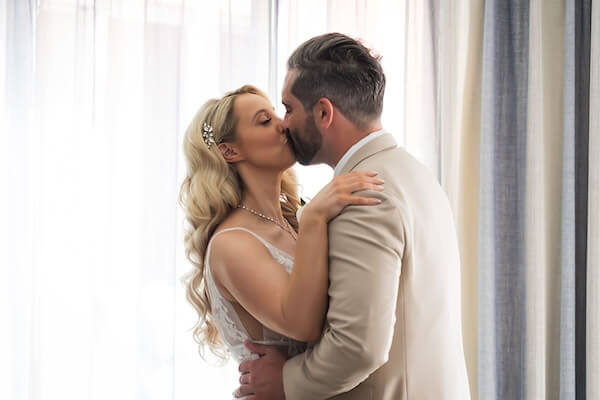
left=251, top=109, right=269, bottom=121
left=251, top=107, right=275, bottom=122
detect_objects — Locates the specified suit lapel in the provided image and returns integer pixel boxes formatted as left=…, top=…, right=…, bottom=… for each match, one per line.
left=338, top=133, right=398, bottom=175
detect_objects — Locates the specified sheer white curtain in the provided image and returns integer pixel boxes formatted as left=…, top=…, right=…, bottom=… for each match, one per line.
left=1, top=1, right=411, bottom=399
left=1, top=1, right=270, bottom=399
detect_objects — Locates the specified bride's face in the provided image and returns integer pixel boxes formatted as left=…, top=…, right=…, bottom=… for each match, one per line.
left=230, top=93, right=295, bottom=171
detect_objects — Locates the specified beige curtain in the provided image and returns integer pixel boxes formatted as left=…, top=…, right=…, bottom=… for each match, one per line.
left=428, top=0, right=598, bottom=398
left=523, top=1, right=566, bottom=397
left=587, top=1, right=599, bottom=398
left=436, top=1, right=484, bottom=396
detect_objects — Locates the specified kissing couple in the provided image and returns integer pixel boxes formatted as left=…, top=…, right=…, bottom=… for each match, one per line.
left=180, top=32, right=470, bottom=400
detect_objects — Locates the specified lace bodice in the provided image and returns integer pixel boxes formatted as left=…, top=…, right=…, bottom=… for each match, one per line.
left=204, top=227, right=306, bottom=363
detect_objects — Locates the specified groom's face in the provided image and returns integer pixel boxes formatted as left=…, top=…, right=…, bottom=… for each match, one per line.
left=281, top=70, right=323, bottom=165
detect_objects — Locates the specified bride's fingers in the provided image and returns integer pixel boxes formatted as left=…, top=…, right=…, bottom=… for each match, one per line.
left=344, top=179, right=384, bottom=194
left=343, top=170, right=377, bottom=178
left=346, top=172, right=382, bottom=183
left=336, top=171, right=379, bottom=187
left=352, top=170, right=379, bottom=178
left=346, top=195, right=382, bottom=205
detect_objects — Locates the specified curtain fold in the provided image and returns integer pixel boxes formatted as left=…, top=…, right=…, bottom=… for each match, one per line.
left=404, top=0, right=439, bottom=176
left=524, top=1, right=564, bottom=398
left=437, top=0, right=484, bottom=396
left=560, top=1, right=591, bottom=398
left=477, top=1, right=530, bottom=398
left=586, top=2, right=599, bottom=399
left=1, top=2, right=38, bottom=399
left=435, top=1, right=597, bottom=399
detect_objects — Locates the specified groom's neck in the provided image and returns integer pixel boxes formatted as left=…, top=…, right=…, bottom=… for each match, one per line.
left=326, top=118, right=382, bottom=168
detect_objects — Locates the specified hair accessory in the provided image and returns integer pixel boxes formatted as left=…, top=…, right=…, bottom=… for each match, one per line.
left=202, top=122, right=216, bottom=149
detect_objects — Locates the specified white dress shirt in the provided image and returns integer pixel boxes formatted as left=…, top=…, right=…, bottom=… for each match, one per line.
left=333, top=129, right=386, bottom=176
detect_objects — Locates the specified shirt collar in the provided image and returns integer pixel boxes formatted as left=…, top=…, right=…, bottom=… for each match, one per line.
left=333, top=129, right=386, bottom=176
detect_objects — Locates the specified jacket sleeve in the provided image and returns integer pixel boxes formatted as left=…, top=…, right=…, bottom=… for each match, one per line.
left=282, top=191, right=405, bottom=399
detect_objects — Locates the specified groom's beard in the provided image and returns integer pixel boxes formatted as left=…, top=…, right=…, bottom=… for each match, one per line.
left=286, top=115, right=322, bottom=165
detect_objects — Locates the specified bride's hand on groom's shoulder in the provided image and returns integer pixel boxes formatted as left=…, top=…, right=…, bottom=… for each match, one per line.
left=302, top=171, right=384, bottom=224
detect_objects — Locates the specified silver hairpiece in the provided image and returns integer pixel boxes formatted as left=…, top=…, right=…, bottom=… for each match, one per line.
left=202, top=122, right=216, bottom=149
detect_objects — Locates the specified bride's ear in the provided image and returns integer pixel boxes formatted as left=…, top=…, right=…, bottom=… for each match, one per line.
left=218, top=143, right=242, bottom=163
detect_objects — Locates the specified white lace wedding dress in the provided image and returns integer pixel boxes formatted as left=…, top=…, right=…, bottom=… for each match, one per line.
left=204, top=227, right=306, bottom=363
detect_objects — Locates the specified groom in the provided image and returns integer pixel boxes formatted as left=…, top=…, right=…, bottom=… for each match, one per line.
left=235, top=33, right=470, bottom=400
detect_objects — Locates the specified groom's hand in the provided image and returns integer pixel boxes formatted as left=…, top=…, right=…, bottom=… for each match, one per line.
left=234, top=341, right=286, bottom=400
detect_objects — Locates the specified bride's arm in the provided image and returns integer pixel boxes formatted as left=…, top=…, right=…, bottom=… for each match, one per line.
left=210, top=171, right=383, bottom=342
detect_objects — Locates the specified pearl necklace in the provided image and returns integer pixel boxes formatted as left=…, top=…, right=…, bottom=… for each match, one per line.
left=237, top=204, right=298, bottom=240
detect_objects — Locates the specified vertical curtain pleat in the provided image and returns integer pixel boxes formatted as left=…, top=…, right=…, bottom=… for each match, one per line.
left=573, top=3, right=591, bottom=398
left=434, top=1, right=597, bottom=398
left=525, top=1, right=565, bottom=399
left=438, top=0, right=484, bottom=397
left=404, top=0, right=439, bottom=175
left=526, top=3, right=546, bottom=396
left=478, top=1, right=530, bottom=399
left=2, top=2, right=38, bottom=399
left=586, top=2, right=599, bottom=399
left=560, top=0, right=591, bottom=398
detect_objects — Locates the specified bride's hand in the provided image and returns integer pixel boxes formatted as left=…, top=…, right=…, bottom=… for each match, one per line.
left=302, top=171, right=384, bottom=223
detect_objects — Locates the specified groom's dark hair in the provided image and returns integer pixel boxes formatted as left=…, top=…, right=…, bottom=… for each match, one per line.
left=287, top=32, right=386, bottom=129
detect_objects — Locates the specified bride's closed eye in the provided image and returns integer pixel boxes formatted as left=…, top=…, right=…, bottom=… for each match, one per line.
left=260, top=117, right=272, bottom=126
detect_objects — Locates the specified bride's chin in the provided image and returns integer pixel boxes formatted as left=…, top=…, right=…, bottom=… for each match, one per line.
left=280, top=155, right=296, bottom=170
left=287, top=149, right=298, bottom=165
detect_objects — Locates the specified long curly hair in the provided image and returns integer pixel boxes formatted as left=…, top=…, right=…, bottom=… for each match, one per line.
left=179, top=85, right=300, bottom=360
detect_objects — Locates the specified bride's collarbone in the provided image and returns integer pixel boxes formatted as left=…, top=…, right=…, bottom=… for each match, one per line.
left=231, top=222, right=296, bottom=257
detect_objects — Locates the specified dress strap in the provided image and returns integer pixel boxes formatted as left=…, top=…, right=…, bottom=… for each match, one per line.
left=206, top=227, right=293, bottom=271
left=209, top=227, right=274, bottom=250
left=206, top=227, right=289, bottom=257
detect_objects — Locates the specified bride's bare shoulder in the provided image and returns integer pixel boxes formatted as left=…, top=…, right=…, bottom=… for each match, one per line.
left=210, top=218, right=269, bottom=263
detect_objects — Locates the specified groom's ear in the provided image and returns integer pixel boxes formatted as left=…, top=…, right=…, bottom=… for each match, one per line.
left=313, top=97, right=334, bottom=129
left=218, top=142, right=243, bottom=163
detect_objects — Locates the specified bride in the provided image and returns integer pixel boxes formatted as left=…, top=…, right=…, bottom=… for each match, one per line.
left=179, top=85, right=383, bottom=365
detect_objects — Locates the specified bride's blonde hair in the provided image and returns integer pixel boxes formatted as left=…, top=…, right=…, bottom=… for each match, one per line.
left=179, top=85, right=300, bottom=359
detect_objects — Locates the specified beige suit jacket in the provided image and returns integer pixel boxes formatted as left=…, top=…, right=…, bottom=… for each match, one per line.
left=282, top=133, right=470, bottom=399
